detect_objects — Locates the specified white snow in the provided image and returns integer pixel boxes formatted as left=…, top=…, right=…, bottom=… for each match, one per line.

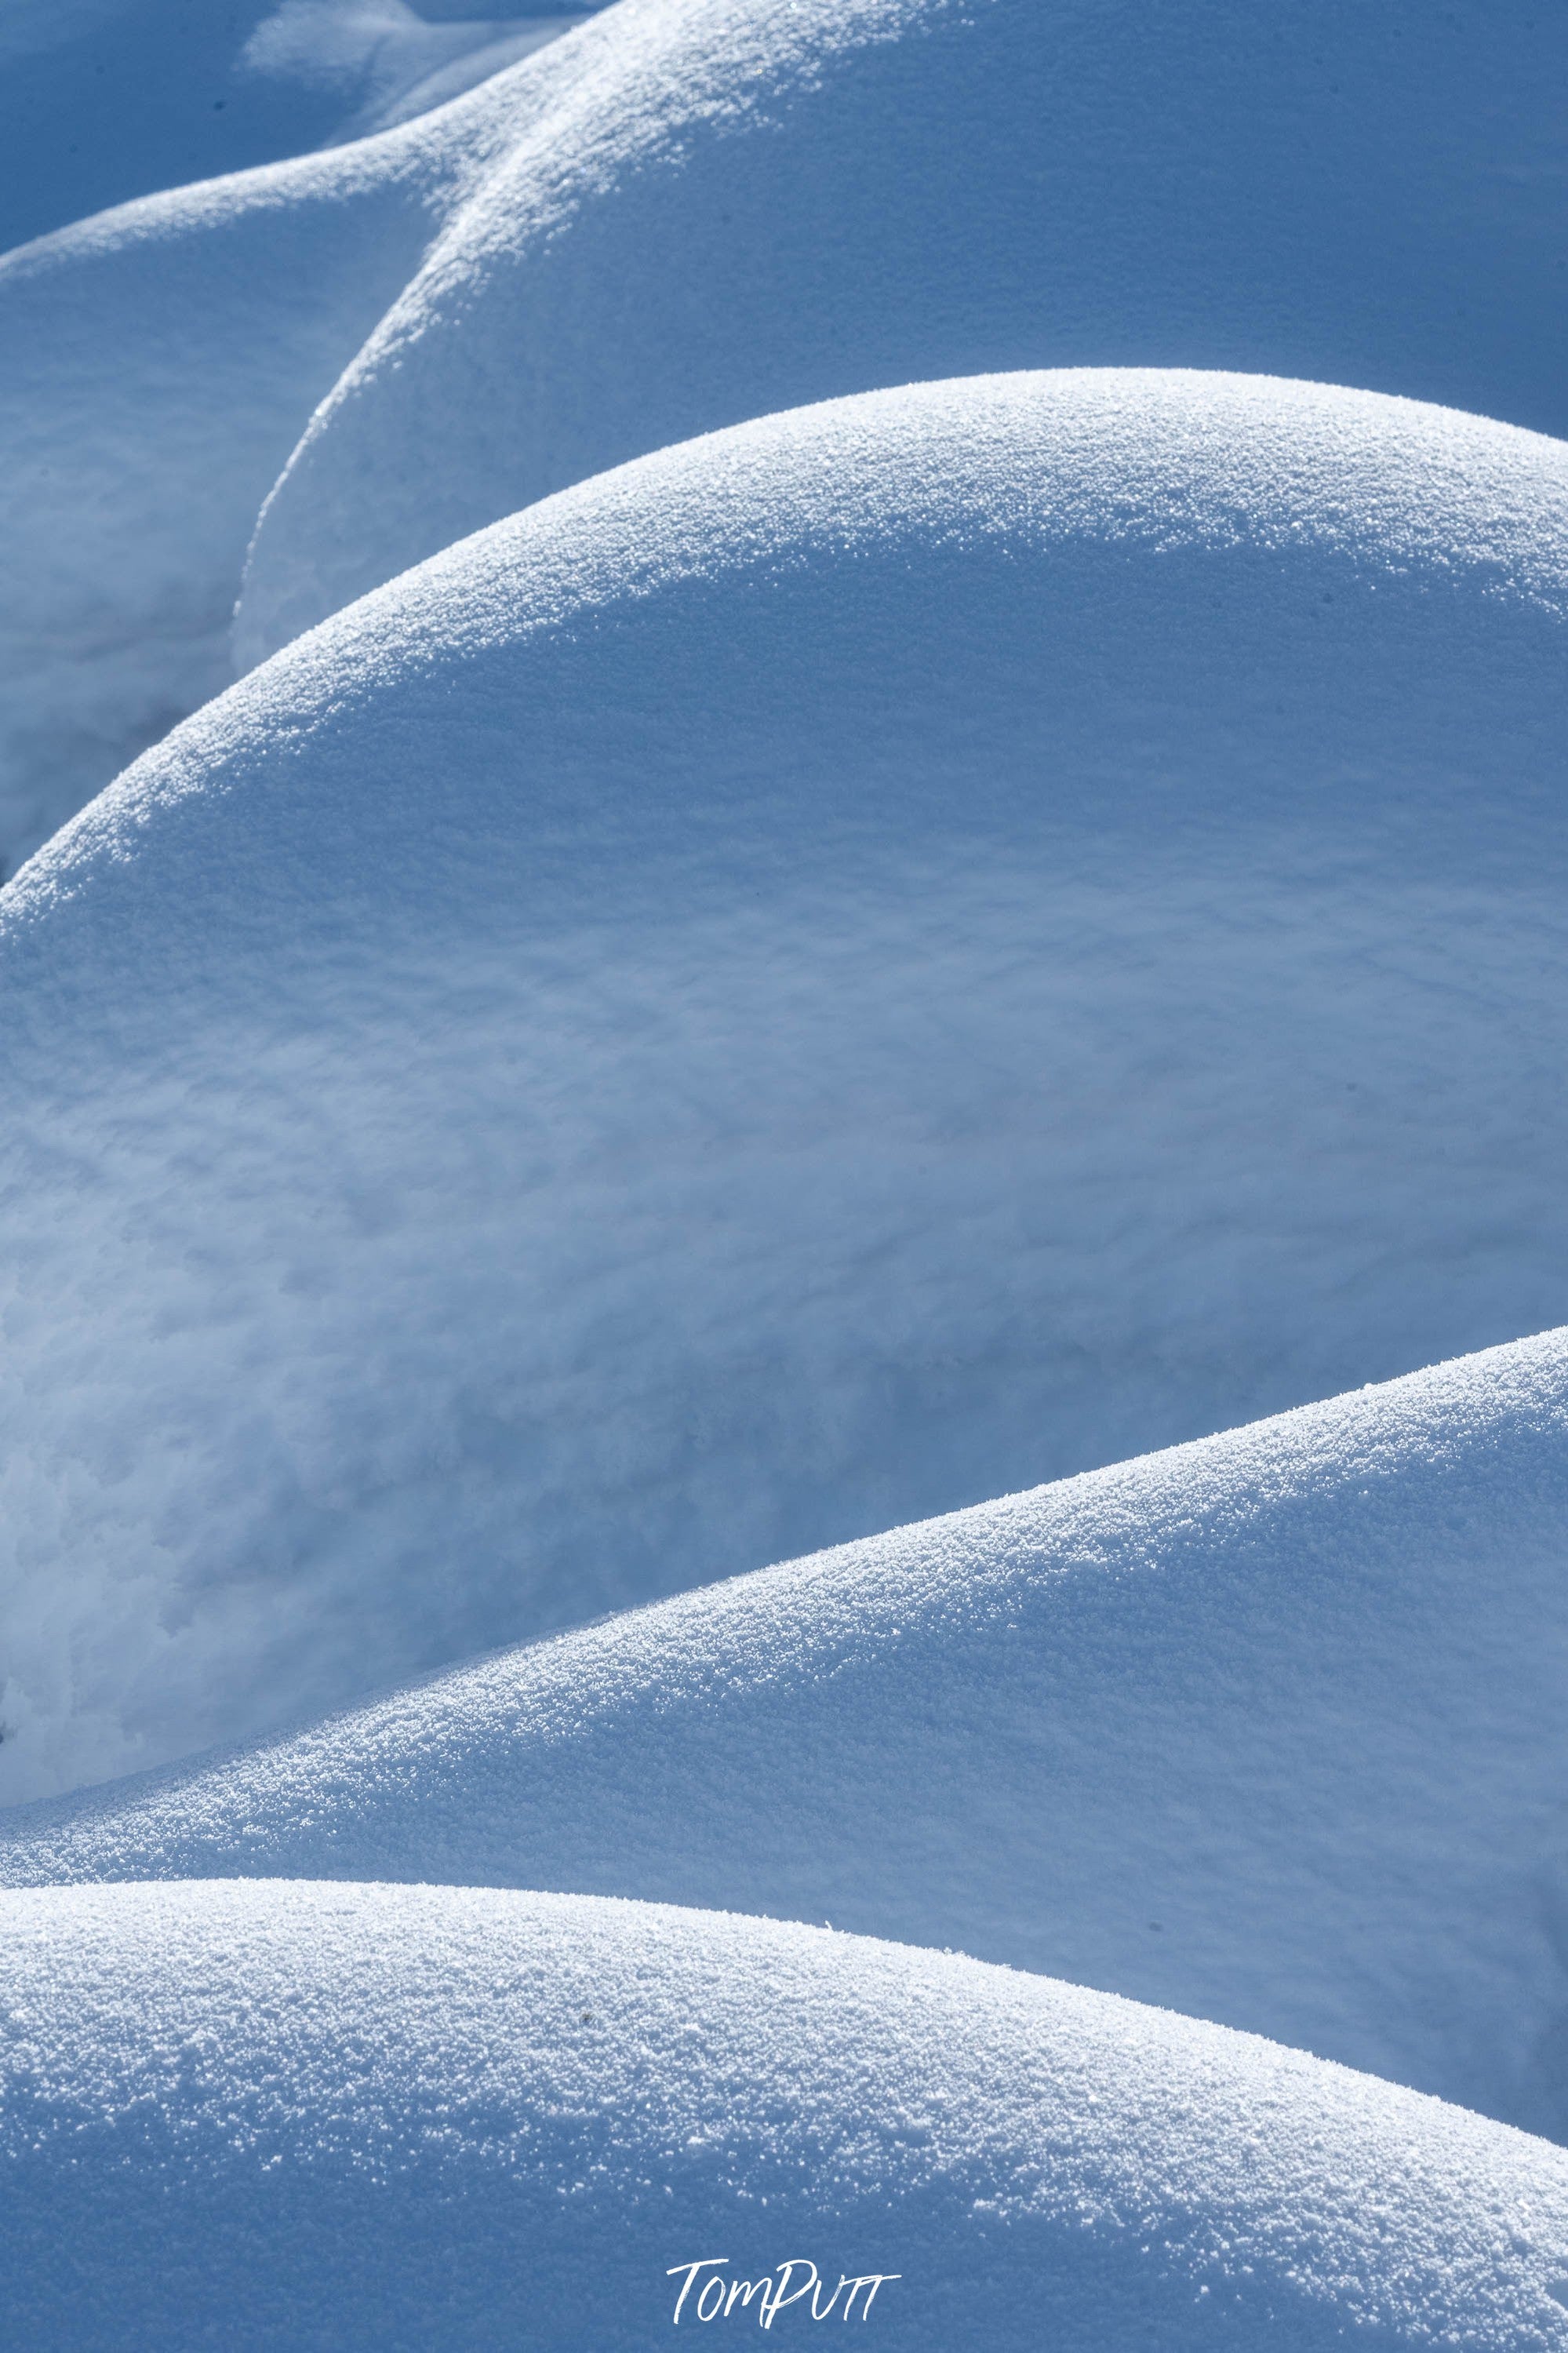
left=235, top=0, right=1568, bottom=662
left=0, top=16, right=604, bottom=872
left=2, top=1879, right=1566, bottom=2350
left=8, top=1325, right=1568, bottom=2142
left=4, top=369, right=1568, bottom=1810
left=0, top=0, right=591, bottom=254
left=7, top=0, right=1566, bottom=876
left=2, top=4, right=1566, bottom=2335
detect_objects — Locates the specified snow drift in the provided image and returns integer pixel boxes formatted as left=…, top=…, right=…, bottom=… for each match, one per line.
left=7, top=0, right=1567, bottom=873
left=3, top=1881, right=1567, bottom=2351
left=9, top=1326, right=1568, bottom=2142
left=5, top=369, right=1568, bottom=1808
left=0, top=13, right=606, bottom=870
left=237, top=0, right=1568, bottom=661
left=0, top=0, right=590, bottom=257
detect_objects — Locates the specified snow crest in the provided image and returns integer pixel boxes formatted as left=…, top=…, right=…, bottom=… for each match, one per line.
left=6, top=0, right=1568, bottom=871
left=4, top=5, right=1568, bottom=2344
left=2, top=1881, right=1567, bottom=2349
left=8, top=1322, right=1568, bottom=2140
left=5, top=373, right=1568, bottom=1808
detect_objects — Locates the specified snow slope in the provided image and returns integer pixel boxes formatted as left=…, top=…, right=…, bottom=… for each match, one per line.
left=236, top=0, right=1568, bottom=662
left=5, top=6, right=1565, bottom=2340
left=3, top=1881, right=1567, bottom=2351
left=9, top=1327, right=1568, bottom=2143
left=0, top=14, right=606, bottom=872
left=0, top=0, right=591, bottom=258
left=9, top=0, right=1568, bottom=877
left=5, top=369, right=1568, bottom=1808
left=245, top=2, right=595, bottom=151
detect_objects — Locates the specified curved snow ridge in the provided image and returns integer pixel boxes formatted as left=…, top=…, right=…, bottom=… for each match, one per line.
left=9, top=1324, right=1568, bottom=2144
left=249, top=361, right=1568, bottom=651
left=5, top=370, right=1568, bottom=1819
left=236, top=0, right=1568, bottom=659
left=2, top=1881, right=1566, bottom=2351
left=0, top=0, right=597, bottom=257
left=9, top=0, right=1568, bottom=870
left=0, top=7, right=613, bottom=872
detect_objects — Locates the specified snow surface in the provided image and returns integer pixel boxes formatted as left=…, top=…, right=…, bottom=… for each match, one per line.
left=5, top=368, right=1568, bottom=1809
left=9, top=1326, right=1568, bottom=2143
left=0, top=0, right=592, bottom=256
left=0, top=16, right=605, bottom=871
left=243, top=0, right=595, bottom=150
left=236, top=0, right=1568, bottom=663
left=4, top=9, right=1566, bottom=2337
left=3, top=1879, right=1567, bottom=2351
left=8, top=0, right=1567, bottom=876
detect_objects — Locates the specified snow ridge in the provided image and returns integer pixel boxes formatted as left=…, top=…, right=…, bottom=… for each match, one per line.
left=5, top=5, right=1568, bottom=2347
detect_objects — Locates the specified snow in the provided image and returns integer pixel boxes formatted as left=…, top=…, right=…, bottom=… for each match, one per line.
left=0, top=2, right=352, bottom=257
left=3, top=1879, right=1567, bottom=2350
left=4, top=368, right=1568, bottom=1812
left=0, top=15, right=602, bottom=872
left=235, top=0, right=1568, bottom=663
left=3, top=4, right=1566, bottom=2334
left=8, top=0, right=1566, bottom=876
left=8, top=1324, right=1568, bottom=2144
left=242, top=2, right=595, bottom=149
left=0, top=0, right=592, bottom=255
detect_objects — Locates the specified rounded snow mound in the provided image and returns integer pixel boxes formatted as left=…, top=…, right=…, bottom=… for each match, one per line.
left=237, top=0, right=1568, bottom=660
left=10, top=1327, right=1568, bottom=2141
left=3, top=1880, right=1566, bottom=2351
left=8, top=0, right=1566, bottom=876
left=5, top=368, right=1568, bottom=1807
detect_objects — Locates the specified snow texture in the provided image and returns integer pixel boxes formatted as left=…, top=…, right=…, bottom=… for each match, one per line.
left=0, top=6, right=597, bottom=869
left=9, top=1326, right=1568, bottom=2144
left=236, top=0, right=1568, bottom=662
left=7, top=0, right=1568, bottom=874
left=0, top=0, right=358, bottom=257
left=3, top=1879, right=1568, bottom=2351
left=5, top=369, right=1568, bottom=1808
left=0, top=0, right=591, bottom=254
left=243, top=1, right=595, bottom=149
left=4, top=7, right=1567, bottom=2337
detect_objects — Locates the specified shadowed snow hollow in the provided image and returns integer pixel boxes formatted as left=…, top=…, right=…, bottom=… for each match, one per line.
left=0, top=12, right=606, bottom=870
left=3, top=1882, right=1567, bottom=2350
left=9, top=1328, right=1568, bottom=2142
left=5, top=371, right=1568, bottom=1804
left=0, top=0, right=591, bottom=257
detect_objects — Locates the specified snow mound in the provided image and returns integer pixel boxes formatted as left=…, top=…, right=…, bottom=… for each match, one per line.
left=0, top=0, right=591, bottom=259
left=9, top=0, right=1566, bottom=876
left=236, top=0, right=1568, bottom=661
left=0, top=13, right=606, bottom=871
left=3, top=1880, right=1566, bottom=2351
left=5, top=370, right=1568, bottom=1810
left=9, top=1325, right=1568, bottom=2142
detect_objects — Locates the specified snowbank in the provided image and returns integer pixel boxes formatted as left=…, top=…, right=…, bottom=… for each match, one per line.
left=237, top=0, right=1568, bottom=661
left=8, top=0, right=1566, bottom=875
left=0, top=0, right=591, bottom=257
left=9, top=1326, right=1568, bottom=2141
left=4, top=370, right=1568, bottom=1811
left=3, top=1880, right=1566, bottom=2350
left=0, top=15, right=605, bottom=870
